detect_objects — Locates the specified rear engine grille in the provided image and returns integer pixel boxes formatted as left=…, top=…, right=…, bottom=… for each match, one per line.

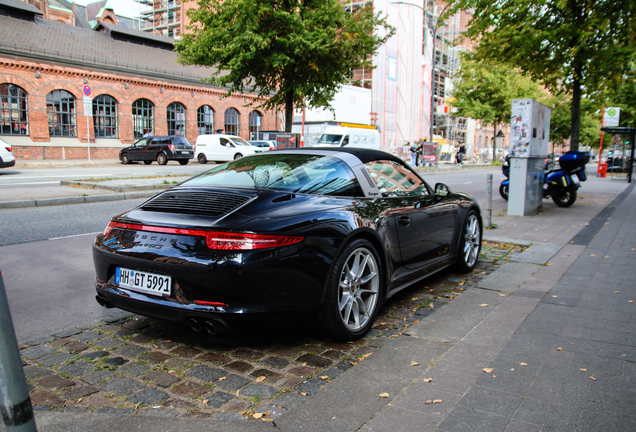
left=141, top=191, right=253, bottom=216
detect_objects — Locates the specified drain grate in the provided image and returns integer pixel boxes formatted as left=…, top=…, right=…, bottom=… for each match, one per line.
left=569, top=183, right=635, bottom=245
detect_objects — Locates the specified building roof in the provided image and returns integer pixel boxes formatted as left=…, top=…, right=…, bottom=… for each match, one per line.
left=0, top=14, right=227, bottom=89
left=86, top=0, right=107, bottom=21
left=0, top=0, right=43, bottom=15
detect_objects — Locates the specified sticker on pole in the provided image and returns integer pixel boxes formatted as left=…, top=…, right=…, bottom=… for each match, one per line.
left=83, top=85, right=92, bottom=97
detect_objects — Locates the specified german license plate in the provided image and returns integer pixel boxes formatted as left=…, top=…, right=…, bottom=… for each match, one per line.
left=572, top=175, right=580, bottom=185
left=115, top=267, right=171, bottom=296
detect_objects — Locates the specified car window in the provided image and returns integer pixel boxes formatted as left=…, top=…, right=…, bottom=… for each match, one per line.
left=182, top=153, right=363, bottom=197
left=173, top=137, right=192, bottom=146
left=230, top=137, right=251, bottom=146
left=134, top=139, right=148, bottom=147
left=317, top=134, right=342, bottom=145
left=364, top=160, right=431, bottom=197
left=151, top=138, right=171, bottom=145
left=220, top=138, right=230, bottom=147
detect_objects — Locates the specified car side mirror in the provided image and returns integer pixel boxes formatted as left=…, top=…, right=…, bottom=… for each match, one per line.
left=435, top=183, right=452, bottom=197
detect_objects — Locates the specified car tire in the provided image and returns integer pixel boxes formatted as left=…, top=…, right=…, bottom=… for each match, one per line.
left=120, top=153, right=130, bottom=164
left=552, top=187, right=577, bottom=207
left=157, top=153, right=168, bottom=165
left=499, top=183, right=509, bottom=201
left=454, top=210, right=481, bottom=273
left=144, top=160, right=152, bottom=165
left=318, top=238, right=382, bottom=341
left=234, top=153, right=243, bottom=160
left=179, top=160, right=189, bottom=165
left=197, top=153, right=207, bottom=164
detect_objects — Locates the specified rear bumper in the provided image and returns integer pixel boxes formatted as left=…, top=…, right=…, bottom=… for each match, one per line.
left=0, top=158, right=15, bottom=168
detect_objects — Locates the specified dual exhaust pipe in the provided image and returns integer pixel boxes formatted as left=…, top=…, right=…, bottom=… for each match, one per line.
left=95, top=294, right=225, bottom=335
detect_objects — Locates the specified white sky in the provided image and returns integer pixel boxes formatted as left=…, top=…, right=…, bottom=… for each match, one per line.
left=73, top=0, right=142, bottom=19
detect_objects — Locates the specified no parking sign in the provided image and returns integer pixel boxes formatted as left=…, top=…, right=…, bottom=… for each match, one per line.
left=83, top=85, right=92, bottom=97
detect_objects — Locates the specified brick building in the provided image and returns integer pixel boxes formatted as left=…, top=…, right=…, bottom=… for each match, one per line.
left=0, top=0, right=278, bottom=160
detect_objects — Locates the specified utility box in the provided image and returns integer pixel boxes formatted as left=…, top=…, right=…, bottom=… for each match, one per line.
left=508, top=99, right=551, bottom=216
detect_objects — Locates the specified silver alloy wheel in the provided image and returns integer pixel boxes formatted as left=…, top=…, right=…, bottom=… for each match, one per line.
left=338, top=247, right=380, bottom=331
left=463, top=214, right=480, bottom=267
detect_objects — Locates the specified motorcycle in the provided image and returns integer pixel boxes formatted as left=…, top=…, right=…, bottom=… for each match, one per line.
left=500, top=151, right=590, bottom=207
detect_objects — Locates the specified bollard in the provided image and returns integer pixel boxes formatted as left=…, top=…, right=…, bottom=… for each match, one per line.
left=485, top=174, right=493, bottom=227
left=0, top=270, right=37, bottom=432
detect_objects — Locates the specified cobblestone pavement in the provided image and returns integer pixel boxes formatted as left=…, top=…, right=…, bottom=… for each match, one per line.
left=20, top=242, right=525, bottom=423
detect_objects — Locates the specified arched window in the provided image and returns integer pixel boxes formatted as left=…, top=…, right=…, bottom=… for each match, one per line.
left=167, top=102, right=186, bottom=137
left=249, top=110, right=262, bottom=140
left=47, top=90, right=76, bottom=137
left=0, top=84, right=28, bottom=136
left=92, top=95, right=118, bottom=138
left=197, top=105, right=214, bottom=135
left=224, top=108, right=240, bottom=135
left=132, top=98, right=154, bottom=139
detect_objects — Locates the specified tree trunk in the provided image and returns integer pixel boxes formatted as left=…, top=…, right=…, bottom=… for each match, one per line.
left=570, top=74, right=582, bottom=151
left=285, top=90, right=294, bottom=133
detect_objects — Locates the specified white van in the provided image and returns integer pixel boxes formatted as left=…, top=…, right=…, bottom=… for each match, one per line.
left=314, top=126, right=381, bottom=150
left=195, top=134, right=261, bottom=164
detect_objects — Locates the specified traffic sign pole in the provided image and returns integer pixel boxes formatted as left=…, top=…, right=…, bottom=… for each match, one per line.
left=83, top=85, right=92, bottom=162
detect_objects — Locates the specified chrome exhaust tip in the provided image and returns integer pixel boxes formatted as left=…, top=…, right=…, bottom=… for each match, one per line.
left=95, top=295, right=113, bottom=309
left=204, top=320, right=217, bottom=335
left=187, top=318, right=202, bottom=333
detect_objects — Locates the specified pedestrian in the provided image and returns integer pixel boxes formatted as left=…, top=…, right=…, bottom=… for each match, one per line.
left=409, top=142, right=417, bottom=166
left=416, top=142, right=423, bottom=167
left=457, top=144, right=466, bottom=166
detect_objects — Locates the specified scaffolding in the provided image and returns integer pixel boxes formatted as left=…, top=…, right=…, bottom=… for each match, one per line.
left=134, top=0, right=182, bottom=38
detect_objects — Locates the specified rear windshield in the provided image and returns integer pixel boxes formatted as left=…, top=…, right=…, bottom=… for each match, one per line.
left=317, top=134, right=342, bottom=145
left=182, top=153, right=363, bottom=196
left=173, top=137, right=192, bottom=146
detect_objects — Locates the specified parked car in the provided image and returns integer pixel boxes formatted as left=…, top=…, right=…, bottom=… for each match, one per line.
left=249, top=140, right=276, bottom=152
left=195, top=134, right=258, bottom=164
left=0, top=138, right=16, bottom=168
left=120, top=136, right=194, bottom=165
left=93, top=147, right=482, bottom=341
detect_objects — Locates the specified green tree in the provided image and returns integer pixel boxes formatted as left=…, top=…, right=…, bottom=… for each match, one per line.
left=175, top=0, right=394, bottom=132
left=447, top=0, right=635, bottom=150
left=543, top=94, right=601, bottom=149
left=452, top=53, right=544, bottom=159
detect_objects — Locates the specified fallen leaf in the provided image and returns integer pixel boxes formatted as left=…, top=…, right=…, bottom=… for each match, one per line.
left=615, top=291, right=620, bottom=294
left=358, top=353, right=373, bottom=361
left=239, top=410, right=248, bottom=415
left=380, top=322, right=386, bottom=325
left=77, top=397, right=82, bottom=402
left=557, top=347, right=563, bottom=351
left=255, top=376, right=266, bottom=383
left=253, top=413, right=264, bottom=419
left=499, top=294, right=506, bottom=297
left=493, top=375, right=497, bottom=378
left=545, top=262, right=551, bottom=266
left=219, top=377, right=227, bottom=381
left=580, top=368, right=587, bottom=372
left=202, top=399, right=209, bottom=404
left=411, top=361, right=420, bottom=366
left=591, top=254, right=596, bottom=257
left=424, top=400, right=433, bottom=405
left=458, top=281, right=464, bottom=286
left=590, top=377, right=597, bottom=381
left=605, top=256, right=610, bottom=258
left=379, top=393, right=390, bottom=398
left=428, top=304, right=435, bottom=308
left=480, top=304, right=489, bottom=307
left=483, top=368, right=494, bottom=373
left=630, top=300, right=634, bottom=303
left=300, top=392, right=308, bottom=396
left=350, top=361, right=358, bottom=366
left=411, top=297, right=420, bottom=301
left=392, top=335, right=399, bottom=338
left=458, top=288, right=466, bottom=291
left=551, top=295, right=558, bottom=298
left=413, top=320, right=420, bottom=324
left=433, top=399, right=443, bottom=404
left=319, top=376, right=329, bottom=380
left=332, top=417, right=336, bottom=420
left=520, top=362, right=529, bottom=366
left=423, top=378, right=432, bottom=383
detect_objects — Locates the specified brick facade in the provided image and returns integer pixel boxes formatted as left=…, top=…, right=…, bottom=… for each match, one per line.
left=1, top=58, right=278, bottom=160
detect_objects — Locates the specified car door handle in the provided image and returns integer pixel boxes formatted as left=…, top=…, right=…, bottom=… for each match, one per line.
left=398, top=215, right=411, bottom=227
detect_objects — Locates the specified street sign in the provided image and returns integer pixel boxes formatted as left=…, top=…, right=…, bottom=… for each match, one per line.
left=83, top=96, right=92, bottom=117
left=603, top=107, right=620, bottom=127
left=83, top=85, right=92, bottom=97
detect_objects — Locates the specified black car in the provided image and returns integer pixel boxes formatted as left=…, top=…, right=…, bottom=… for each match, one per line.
left=94, top=148, right=482, bottom=341
left=120, top=136, right=194, bottom=165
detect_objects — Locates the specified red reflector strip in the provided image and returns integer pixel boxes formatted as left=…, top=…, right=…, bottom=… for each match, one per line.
left=195, top=300, right=228, bottom=307
left=106, top=222, right=304, bottom=250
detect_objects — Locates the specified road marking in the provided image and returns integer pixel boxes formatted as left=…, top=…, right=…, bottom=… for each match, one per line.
left=463, top=182, right=473, bottom=184
left=0, top=181, right=60, bottom=185
left=4, top=174, right=111, bottom=180
left=48, top=232, right=102, bottom=241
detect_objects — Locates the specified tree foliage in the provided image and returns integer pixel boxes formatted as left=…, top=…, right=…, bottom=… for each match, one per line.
left=175, top=0, right=394, bottom=132
left=447, top=0, right=635, bottom=150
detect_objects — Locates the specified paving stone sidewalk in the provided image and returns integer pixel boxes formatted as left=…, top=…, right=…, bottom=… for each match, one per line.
left=12, top=242, right=523, bottom=428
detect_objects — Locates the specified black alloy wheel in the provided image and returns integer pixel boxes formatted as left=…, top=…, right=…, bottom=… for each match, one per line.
left=318, top=238, right=382, bottom=341
left=499, top=183, right=509, bottom=201
left=197, top=153, right=207, bottom=164
left=120, top=153, right=130, bottom=164
left=552, top=187, right=577, bottom=207
left=157, top=153, right=168, bottom=165
left=454, top=210, right=481, bottom=273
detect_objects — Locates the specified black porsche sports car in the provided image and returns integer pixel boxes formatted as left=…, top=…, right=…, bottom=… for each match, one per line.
left=93, top=148, right=482, bottom=341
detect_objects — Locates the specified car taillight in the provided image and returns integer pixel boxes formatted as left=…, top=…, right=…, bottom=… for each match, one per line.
left=101, top=222, right=304, bottom=250
left=5, top=146, right=11, bottom=152
left=168, top=144, right=175, bottom=151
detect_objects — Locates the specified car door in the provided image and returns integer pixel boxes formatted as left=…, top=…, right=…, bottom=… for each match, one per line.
left=127, top=138, right=148, bottom=161
left=219, top=137, right=234, bottom=160
left=364, top=159, right=458, bottom=270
